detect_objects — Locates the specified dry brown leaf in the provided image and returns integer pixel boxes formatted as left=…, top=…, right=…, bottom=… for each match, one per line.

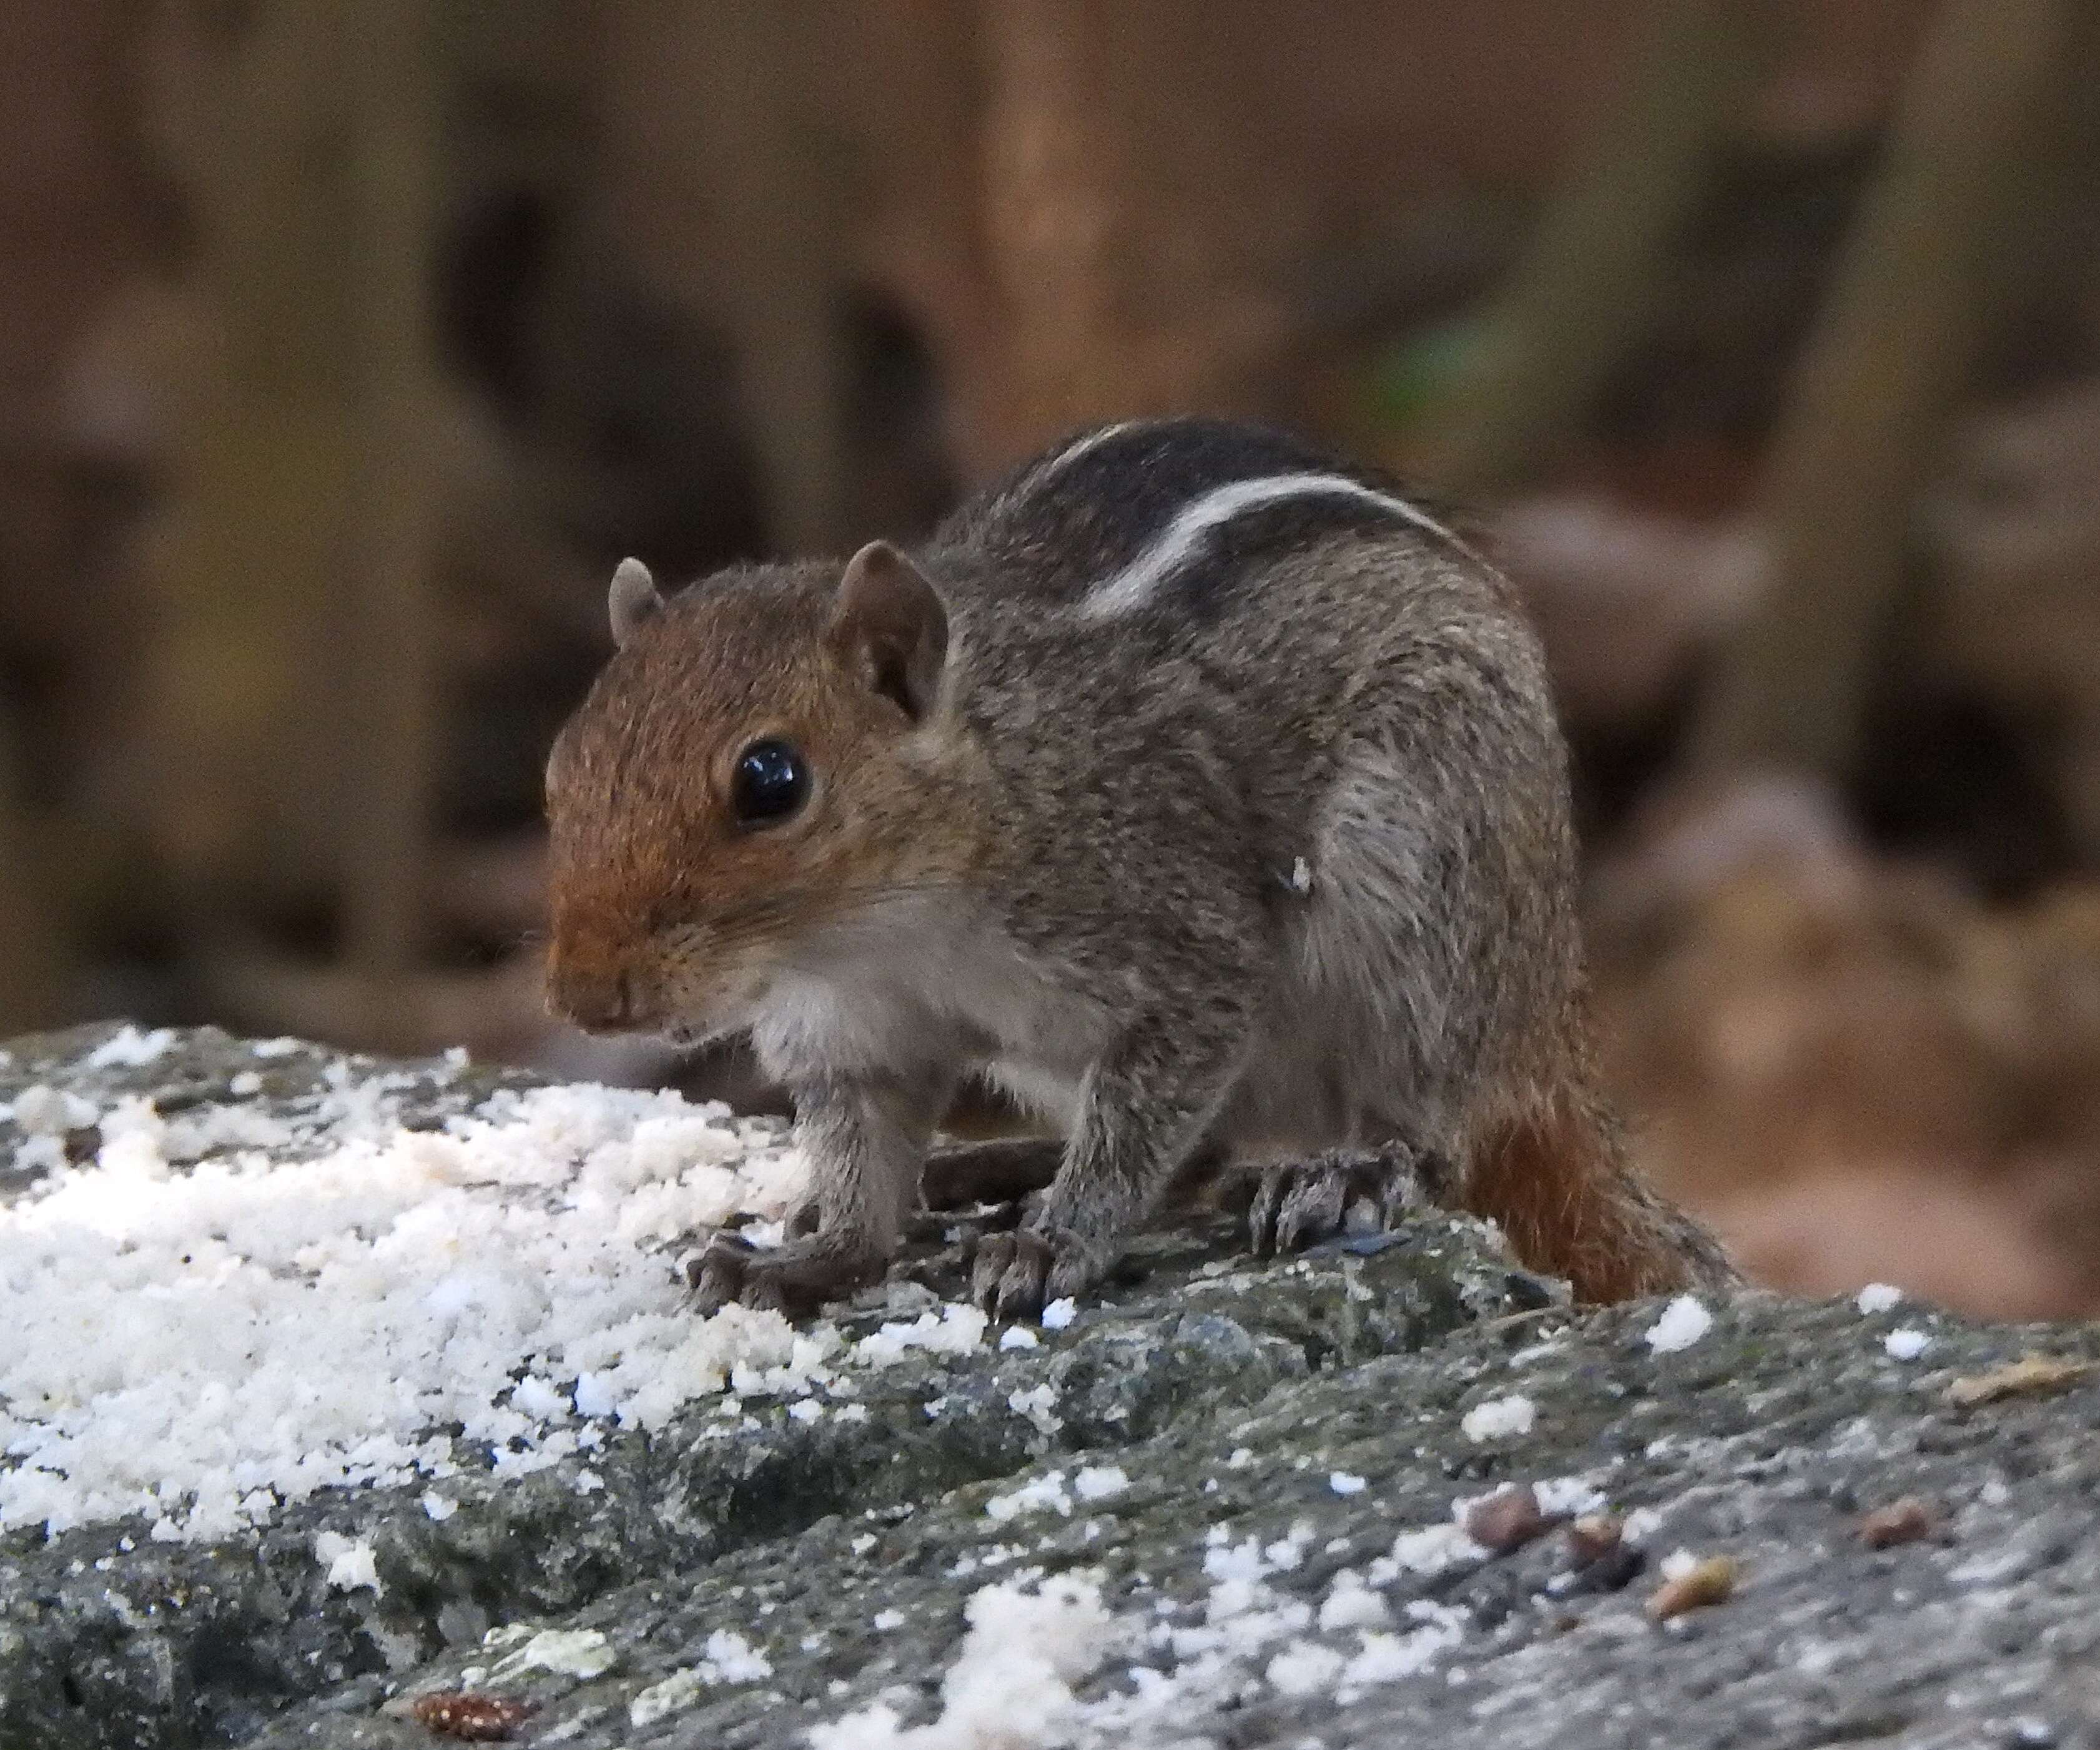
left=1944, top=1354, right=2093, bottom=1408
left=1646, top=1555, right=1738, bottom=1621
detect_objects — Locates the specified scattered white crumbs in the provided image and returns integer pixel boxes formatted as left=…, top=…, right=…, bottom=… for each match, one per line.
left=1645, top=1295, right=1713, bottom=1354
left=0, top=1073, right=921, bottom=1540
left=1884, top=1327, right=1932, bottom=1361
left=1856, top=1282, right=1903, bottom=1315
left=1040, top=1298, right=1078, bottom=1331
left=82, top=1026, right=179, bottom=1070
left=1328, top=1472, right=1368, bottom=1496
left=314, top=1531, right=381, bottom=1594
left=999, top=1325, right=1041, bottom=1351
left=1459, top=1395, right=1534, bottom=1442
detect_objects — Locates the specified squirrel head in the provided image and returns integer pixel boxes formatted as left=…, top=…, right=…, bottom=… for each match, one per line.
left=544, top=541, right=975, bottom=1040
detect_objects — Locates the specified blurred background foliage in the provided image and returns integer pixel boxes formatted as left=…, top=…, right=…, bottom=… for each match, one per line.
left=7, top=0, right=2100, bottom=1316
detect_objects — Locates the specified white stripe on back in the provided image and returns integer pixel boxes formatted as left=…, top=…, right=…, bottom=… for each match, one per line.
left=1007, top=420, right=1145, bottom=509
left=1077, top=472, right=1468, bottom=619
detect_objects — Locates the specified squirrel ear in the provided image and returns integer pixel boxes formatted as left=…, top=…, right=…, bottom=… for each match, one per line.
left=829, top=540, right=949, bottom=720
left=608, top=558, right=664, bottom=647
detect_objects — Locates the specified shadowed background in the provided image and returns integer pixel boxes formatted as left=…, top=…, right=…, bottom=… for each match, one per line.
left=7, top=0, right=2100, bottom=1317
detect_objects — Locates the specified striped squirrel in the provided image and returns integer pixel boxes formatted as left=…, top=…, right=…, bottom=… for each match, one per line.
left=544, top=417, right=1736, bottom=1317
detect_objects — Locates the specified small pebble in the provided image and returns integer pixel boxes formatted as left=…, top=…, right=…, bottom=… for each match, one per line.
left=1858, top=1496, right=1940, bottom=1550
left=1463, top=1484, right=1552, bottom=1552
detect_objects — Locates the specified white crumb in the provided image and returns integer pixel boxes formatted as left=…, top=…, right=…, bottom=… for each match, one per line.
left=1266, top=1639, right=1344, bottom=1696
left=1645, top=1295, right=1713, bottom=1354
left=1659, top=1548, right=1702, bottom=1583
left=872, top=1609, right=907, bottom=1631
left=228, top=1071, right=263, bottom=1098
left=985, top=1471, right=1075, bottom=1521
left=1884, top=1327, right=1931, bottom=1361
left=1622, top=1507, right=1666, bottom=1547
left=1008, top=1383, right=1064, bottom=1436
left=250, top=1038, right=303, bottom=1058
left=489, top=1627, right=617, bottom=1681
left=809, top=1575, right=1117, bottom=1749
left=1856, top=1282, right=1902, bottom=1315
left=1459, top=1395, right=1534, bottom=1442
left=999, top=1325, right=1041, bottom=1351
left=83, top=1026, right=179, bottom=1070
left=12, top=1085, right=97, bottom=1136
left=628, top=1667, right=709, bottom=1729
left=1073, top=1466, right=1129, bottom=1502
left=1328, top=1472, right=1367, bottom=1495
left=1316, top=1570, right=1391, bottom=1631
left=314, top=1531, right=381, bottom=1594
left=1378, top=1521, right=1487, bottom=1580
left=1040, top=1298, right=1078, bottom=1330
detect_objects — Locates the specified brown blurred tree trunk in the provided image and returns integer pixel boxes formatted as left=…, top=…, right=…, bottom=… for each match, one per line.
left=0, top=705, right=64, bottom=1033
left=341, top=0, right=440, bottom=986
left=1689, top=0, right=2082, bottom=780
left=596, top=3, right=851, bottom=554
left=1409, top=0, right=1771, bottom=496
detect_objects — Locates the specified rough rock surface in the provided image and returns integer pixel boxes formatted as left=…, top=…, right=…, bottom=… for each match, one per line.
left=4, top=1025, right=2099, bottom=1749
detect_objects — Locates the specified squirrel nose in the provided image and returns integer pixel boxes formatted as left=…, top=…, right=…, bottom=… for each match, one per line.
left=548, top=954, right=649, bottom=1034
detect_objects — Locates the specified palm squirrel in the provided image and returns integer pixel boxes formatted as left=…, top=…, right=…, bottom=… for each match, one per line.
left=545, top=416, right=1736, bottom=1318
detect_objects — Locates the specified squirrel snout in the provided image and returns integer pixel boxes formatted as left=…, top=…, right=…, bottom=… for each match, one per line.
left=546, top=945, right=656, bottom=1035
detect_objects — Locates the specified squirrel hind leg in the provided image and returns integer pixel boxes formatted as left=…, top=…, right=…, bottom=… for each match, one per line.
left=1462, top=1089, right=1738, bottom=1304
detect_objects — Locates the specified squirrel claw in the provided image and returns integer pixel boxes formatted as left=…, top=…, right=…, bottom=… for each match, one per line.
left=1247, top=1146, right=1437, bottom=1257
left=684, top=1231, right=879, bottom=1320
left=968, top=1226, right=1100, bottom=1320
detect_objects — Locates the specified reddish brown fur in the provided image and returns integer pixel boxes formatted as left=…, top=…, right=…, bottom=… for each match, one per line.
left=1463, top=1078, right=1727, bottom=1304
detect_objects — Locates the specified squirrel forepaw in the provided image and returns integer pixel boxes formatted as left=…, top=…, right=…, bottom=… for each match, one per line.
left=968, top=1225, right=1105, bottom=1321
left=1245, top=1146, right=1443, bottom=1257
left=684, top=1230, right=882, bottom=1320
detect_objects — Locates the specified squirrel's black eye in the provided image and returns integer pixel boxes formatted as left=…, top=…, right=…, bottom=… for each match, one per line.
left=731, top=739, right=809, bottom=825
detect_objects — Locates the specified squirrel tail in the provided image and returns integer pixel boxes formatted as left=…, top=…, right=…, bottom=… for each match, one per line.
left=1461, top=1059, right=1737, bottom=1305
